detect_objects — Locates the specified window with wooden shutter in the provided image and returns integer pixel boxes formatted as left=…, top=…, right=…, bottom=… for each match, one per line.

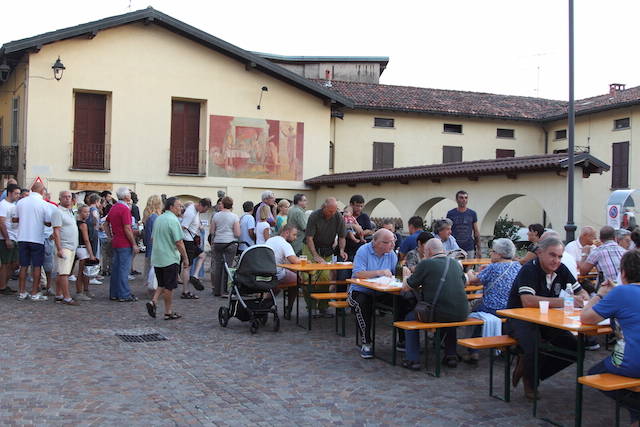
left=10, top=97, right=19, bottom=146
left=496, top=128, right=515, bottom=138
left=443, top=123, right=463, bottom=134
left=496, top=149, right=515, bottom=158
left=611, top=141, right=629, bottom=189
left=73, top=93, right=106, bottom=170
left=374, top=117, right=395, bottom=128
left=170, top=100, right=200, bottom=174
left=443, top=145, right=462, bottom=163
left=373, top=142, right=394, bottom=169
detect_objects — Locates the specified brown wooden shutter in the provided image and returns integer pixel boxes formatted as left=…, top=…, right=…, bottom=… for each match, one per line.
left=496, top=149, right=515, bottom=158
left=373, top=142, right=394, bottom=169
left=612, top=141, right=629, bottom=188
left=443, top=146, right=462, bottom=163
left=170, top=101, right=200, bottom=174
left=73, top=93, right=106, bottom=169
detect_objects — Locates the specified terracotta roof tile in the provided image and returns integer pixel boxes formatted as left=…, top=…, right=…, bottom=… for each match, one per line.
left=305, top=153, right=609, bottom=187
left=314, top=80, right=640, bottom=121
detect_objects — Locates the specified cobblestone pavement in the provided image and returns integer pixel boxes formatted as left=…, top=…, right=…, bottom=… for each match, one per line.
left=0, top=258, right=626, bottom=426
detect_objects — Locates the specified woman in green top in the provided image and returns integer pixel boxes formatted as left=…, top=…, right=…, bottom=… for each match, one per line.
left=275, top=199, right=290, bottom=234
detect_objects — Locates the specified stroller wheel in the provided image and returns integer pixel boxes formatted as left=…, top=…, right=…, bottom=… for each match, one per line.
left=273, top=313, right=280, bottom=332
left=218, top=307, right=229, bottom=327
left=250, top=320, right=259, bottom=334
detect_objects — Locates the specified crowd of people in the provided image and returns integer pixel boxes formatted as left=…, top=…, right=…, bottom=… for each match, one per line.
left=2, top=180, right=639, bottom=422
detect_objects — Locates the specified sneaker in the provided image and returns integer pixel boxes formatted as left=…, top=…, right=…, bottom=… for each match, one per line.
left=396, top=341, right=406, bottom=352
left=17, top=292, right=29, bottom=301
left=585, top=343, right=601, bottom=351
left=55, top=296, right=64, bottom=303
left=68, top=275, right=77, bottom=281
left=76, top=293, right=92, bottom=301
left=89, top=278, right=103, bottom=285
left=131, top=270, right=141, bottom=275
left=118, top=295, right=138, bottom=302
left=62, top=299, right=79, bottom=306
left=360, top=344, right=374, bottom=359
left=0, top=286, right=17, bottom=295
left=127, top=274, right=135, bottom=281
left=30, top=292, right=48, bottom=301
left=189, top=276, right=204, bottom=291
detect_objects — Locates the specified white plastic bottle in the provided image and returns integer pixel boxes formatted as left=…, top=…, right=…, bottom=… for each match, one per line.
left=564, top=283, right=574, bottom=312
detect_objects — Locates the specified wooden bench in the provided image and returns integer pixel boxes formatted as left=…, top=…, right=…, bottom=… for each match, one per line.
left=329, top=300, right=350, bottom=337
left=310, top=292, right=348, bottom=300
left=458, top=335, right=518, bottom=402
left=579, top=374, right=640, bottom=427
left=394, top=318, right=506, bottom=377
left=465, top=285, right=483, bottom=292
left=467, top=293, right=483, bottom=301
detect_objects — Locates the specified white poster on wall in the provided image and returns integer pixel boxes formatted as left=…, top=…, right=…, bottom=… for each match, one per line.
left=607, top=204, right=621, bottom=229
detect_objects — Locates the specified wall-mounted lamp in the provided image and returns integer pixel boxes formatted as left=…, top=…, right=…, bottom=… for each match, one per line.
left=52, top=56, right=65, bottom=81
left=256, top=86, right=268, bottom=110
left=0, top=59, right=10, bottom=83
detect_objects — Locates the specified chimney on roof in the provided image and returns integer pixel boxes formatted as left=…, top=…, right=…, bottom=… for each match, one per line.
left=609, top=83, right=626, bottom=96
left=323, top=69, right=333, bottom=87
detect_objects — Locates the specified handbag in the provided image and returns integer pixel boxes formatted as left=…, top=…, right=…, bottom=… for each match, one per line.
left=415, top=257, right=451, bottom=323
left=186, top=229, right=203, bottom=257
left=470, top=262, right=516, bottom=310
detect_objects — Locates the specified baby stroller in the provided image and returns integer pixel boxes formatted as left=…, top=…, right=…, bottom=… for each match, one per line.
left=218, top=244, right=280, bottom=334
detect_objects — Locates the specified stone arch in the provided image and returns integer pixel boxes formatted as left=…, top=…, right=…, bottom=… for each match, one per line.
left=480, top=194, right=547, bottom=235
left=363, top=197, right=386, bottom=216
left=414, top=197, right=457, bottom=224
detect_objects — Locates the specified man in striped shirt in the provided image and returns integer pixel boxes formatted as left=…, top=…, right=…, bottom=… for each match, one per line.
left=579, top=226, right=625, bottom=282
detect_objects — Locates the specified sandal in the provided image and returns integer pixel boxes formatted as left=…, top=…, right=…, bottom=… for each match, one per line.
left=164, top=312, right=182, bottom=320
left=180, top=292, right=199, bottom=300
left=146, top=301, right=156, bottom=318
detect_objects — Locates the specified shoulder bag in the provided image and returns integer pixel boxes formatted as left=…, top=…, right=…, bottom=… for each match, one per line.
left=415, top=257, right=451, bottom=323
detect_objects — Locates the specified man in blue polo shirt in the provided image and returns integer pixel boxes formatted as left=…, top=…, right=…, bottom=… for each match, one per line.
left=348, top=229, right=409, bottom=359
left=398, top=216, right=424, bottom=262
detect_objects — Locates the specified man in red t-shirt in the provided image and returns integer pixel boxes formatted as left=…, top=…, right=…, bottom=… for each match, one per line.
left=105, top=187, right=139, bottom=301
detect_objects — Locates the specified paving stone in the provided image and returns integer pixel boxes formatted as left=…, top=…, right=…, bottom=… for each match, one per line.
left=0, top=258, right=625, bottom=425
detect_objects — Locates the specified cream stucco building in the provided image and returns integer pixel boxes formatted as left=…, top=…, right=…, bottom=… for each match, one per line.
left=0, top=7, right=635, bottom=246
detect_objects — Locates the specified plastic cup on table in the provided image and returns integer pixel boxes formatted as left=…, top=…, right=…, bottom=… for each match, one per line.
left=299, top=255, right=307, bottom=266
left=539, top=300, right=549, bottom=314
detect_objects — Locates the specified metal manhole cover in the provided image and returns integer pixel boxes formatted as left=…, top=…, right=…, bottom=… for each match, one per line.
left=116, top=333, right=168, bottom=343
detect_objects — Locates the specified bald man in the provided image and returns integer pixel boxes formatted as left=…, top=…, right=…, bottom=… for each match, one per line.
left=302, top=197, right=348, bottom=317
left=14, top=182, right=53, bottom=301
left=348, top=228, right=409, bottom=358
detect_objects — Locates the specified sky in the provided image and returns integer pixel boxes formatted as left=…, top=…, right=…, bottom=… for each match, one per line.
left=2, top=0, right=638, bottom=101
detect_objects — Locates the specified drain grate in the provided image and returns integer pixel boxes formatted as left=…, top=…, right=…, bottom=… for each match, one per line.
left=116, top=333, right=168, bottom=343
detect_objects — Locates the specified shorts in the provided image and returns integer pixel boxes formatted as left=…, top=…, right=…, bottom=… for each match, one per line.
left=18, top=241, right=45, bottom=267
left=154, top=263, right=179, bottom=290
left=43, top=238, right=54, bottom=273
left=0, top=240, right=18, bottom=264
left=184, top=240, right=200, bottom=265
left=76, top=246, right=89, bottom=260
left=55, top=248, right=76, bottom=276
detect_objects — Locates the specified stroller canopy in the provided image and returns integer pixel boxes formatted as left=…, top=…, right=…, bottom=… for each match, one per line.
left=235, top=245, right=278, bottom=291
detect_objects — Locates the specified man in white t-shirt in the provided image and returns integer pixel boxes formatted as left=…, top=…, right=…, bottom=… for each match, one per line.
left=265, top=224, right=301, bottom=317
left=0, top=183, right=20, bottom=294
left=180, top=199, right=211, bottom=297
left=565, top=226, right=597, bottom=267
left=239, top=201, right=256, bottom=251
left=14, top=182, right=52, bottom=301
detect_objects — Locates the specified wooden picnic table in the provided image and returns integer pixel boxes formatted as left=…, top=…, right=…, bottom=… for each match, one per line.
left=497, top=307, right=610, bottom=427
left=461, top=258, right=491, bottom=267
left=278, top=262, right=353, bottom=329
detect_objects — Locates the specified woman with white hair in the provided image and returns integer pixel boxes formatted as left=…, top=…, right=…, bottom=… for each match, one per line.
left=463, top=238, right=521, bottom=363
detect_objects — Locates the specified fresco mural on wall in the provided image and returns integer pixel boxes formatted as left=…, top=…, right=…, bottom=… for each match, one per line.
left=208, top=115, right=304, bottom=180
